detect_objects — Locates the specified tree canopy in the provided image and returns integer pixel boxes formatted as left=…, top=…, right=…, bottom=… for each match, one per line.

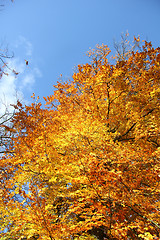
left=0, top=38, right=160, bottom=240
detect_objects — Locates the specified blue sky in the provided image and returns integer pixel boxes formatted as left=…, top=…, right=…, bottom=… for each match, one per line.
left=0, top=0, right=160, bottom=110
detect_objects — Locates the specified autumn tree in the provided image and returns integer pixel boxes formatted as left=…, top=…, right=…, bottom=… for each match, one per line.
left=0, top=38, right=160, bottom=240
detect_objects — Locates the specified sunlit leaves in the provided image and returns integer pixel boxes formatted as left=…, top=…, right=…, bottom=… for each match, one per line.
left=0, top=39, right=160, bottom=239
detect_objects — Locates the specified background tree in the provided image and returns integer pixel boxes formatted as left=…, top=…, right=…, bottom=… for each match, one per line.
left=0, top=0, right=17, bottom=155
left=113, top=32, right=141, bottom=61
left=0, top=38, right=160, bottom=240
left=0, top=2, right=18, bottom=238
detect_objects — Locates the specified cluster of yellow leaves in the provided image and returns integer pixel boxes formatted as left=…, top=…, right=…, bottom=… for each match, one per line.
left=0, top=40, right=159, bottom=240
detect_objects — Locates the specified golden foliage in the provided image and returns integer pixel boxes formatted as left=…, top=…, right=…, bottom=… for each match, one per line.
left=0, top=39, right=160, bottom=240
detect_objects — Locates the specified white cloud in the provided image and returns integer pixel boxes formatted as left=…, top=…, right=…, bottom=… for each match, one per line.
left=15, top=36, right=33, bottom=57
left=0, top=61, right=22, bottom=114
left=22, top=74, right=35, bottom=87
left=0, top=37, right=42, bottom=115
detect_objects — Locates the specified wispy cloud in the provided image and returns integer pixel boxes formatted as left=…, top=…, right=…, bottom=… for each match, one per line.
left=15, top=36, right=33, bottom=57
left=0, top=37, right=42, bottom=114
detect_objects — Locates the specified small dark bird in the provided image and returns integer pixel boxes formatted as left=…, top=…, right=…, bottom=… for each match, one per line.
left=25, top=60, right=29, bottom=65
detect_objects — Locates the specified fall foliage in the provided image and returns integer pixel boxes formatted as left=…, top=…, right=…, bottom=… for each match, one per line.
left=0, top=38, right=160, bottom=240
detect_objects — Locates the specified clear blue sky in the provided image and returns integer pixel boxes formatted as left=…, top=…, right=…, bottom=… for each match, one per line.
left=0, top=0, right=160, bottom=108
